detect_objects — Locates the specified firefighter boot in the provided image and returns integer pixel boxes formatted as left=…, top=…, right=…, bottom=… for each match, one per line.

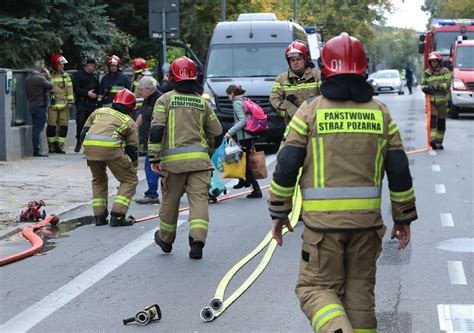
left=109, top=213, right=134, bottom=227
left=55, top=142, right=66, bottom=154
left=94, top=215, right=108, bottom=226
left=154, top=230, right=172, bottom=253
left=48, top=143, right=56, bottom=154
left=189, top=236, right=204, bottom=259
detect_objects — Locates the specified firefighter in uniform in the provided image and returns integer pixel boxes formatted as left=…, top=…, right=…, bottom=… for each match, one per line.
left=148, top=56, right=222, bottom=259
left=269, top=33, right=418, bottom=332
left=47, top=54, right=74, bottom=154
left=421, top=51, right=452, bottom=150
left=131, top=58, right=148, bottom=111
left=98, top=55, right=131, bottom=107
left=270, top=41, right=322, bottom=124
left=81, top=89, right=139, bottom=227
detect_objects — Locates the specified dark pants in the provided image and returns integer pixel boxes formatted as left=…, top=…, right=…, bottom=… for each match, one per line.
left=30, top=106, right=47, bottom=153
left=239, top=138, right=260, bottom=190
left=406, top=82, right=413, bottom=94
left=76, top=105, right=95, bottom=141
left=144, top=153, right=159, bottom=198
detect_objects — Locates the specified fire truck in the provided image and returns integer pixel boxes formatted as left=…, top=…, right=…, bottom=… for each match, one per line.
left=418, top=19, right=474, bottom=69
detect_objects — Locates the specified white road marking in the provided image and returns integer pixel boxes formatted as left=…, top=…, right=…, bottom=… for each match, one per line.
left=429, top=149, right=437, bottom=156
left=438, top=304, right=453, bottom=331
left=436, top=184, right=446, bottom=194
left=436, top=238, right=474, bottom=253
left=432, top=164, right=441, bottom=172
left=0, top=221, right=186, bottom=332
left=438, top=304, right=474, bottom=332
left=441, top=213, right=454, bottom=227
left=447, top=261, right=468, bottom=285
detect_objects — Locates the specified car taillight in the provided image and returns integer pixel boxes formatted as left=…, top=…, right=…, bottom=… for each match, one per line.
left=453, top=78, right=467, bottom=90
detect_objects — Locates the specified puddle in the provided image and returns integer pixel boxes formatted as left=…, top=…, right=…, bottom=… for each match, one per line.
left=37, top=218, right=93, bottom=253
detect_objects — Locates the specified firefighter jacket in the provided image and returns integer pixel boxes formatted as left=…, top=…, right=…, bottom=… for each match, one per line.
left=73, top=68, right=99, bottom=110
left=270, top=66, right=322, bottom=121
left=50, top=70, right=74, bottom=109
left=98, top=71, right=131, bottom=107
left=148, top=90, right=223, bottom=173
left=132, top=73, right=145, bottom=108
left=421, top=66, right=452, bottom=104
left=81, top=107, right=138, bottom=167
left=268, top=96, right=418, bottom=231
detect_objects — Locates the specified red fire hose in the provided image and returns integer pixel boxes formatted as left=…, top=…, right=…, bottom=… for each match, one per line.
left=133, top=185, right=271, bottom=223
left=0, top=214, right=59, bottom=266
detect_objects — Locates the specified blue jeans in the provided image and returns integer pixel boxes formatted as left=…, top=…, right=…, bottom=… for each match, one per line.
left=144, top=153, right=159, bottom=198
left=30, top=106, right=47, bottom=153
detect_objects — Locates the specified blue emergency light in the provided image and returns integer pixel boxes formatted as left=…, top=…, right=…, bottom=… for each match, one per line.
left=432, top=19, right=474, bottom=27
left=305, top=27, right=316, bottom=34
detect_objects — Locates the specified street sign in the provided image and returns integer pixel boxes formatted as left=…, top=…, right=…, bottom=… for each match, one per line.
left=148, top=0, right=180, bottom=39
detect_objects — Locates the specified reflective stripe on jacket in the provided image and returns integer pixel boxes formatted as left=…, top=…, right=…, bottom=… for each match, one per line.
left=421, top=67, right=452, bottom=103
left=83, top=107, right=138, bottom=161
left=50, top=71, right=73, bottom=109
left=148, top=91, right=222, bottom=173
left=270, top=67, right=322, bottom=121
left=268, top=96, right=417, bottom=231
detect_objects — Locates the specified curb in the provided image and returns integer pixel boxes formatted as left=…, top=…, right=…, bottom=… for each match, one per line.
left=0, top=174, right=146, bottom=241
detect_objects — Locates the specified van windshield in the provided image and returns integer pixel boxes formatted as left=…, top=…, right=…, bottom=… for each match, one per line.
left=206, top=44, right=289, bottom=78
left=455, top=46, right=474, bottom=69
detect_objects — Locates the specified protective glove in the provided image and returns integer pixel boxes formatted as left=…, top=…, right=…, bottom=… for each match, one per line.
left=285, top=94, right=298, bottom=104
left=421, top=86, right=434, bottom=94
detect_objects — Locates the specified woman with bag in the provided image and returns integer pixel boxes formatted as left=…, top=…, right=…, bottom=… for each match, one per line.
left=224, top=84, right=262, bottom=198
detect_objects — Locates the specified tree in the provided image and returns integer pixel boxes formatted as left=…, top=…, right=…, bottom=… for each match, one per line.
left=0, top=0, right=130, bottom=69
left=422, top=0, right=474, bottom=26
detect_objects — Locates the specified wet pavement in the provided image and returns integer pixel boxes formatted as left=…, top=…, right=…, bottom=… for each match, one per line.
left=0, top=151, right=145, bottom=231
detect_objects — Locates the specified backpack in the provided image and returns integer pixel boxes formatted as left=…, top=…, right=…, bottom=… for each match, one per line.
left=242, top=97, right=268, bottom=133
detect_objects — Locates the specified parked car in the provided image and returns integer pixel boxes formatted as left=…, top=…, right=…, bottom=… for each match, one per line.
left=369, top=70, right=405, bottom=95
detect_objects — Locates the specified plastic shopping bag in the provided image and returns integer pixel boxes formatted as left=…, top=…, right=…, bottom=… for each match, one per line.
left=211, top=139, right=226, bottom=172
left=224, top=138, right=242, bottom=164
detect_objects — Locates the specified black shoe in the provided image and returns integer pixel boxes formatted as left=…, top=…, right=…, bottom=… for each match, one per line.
left=233, top=179, right=251, bottom=190
left=33, top=152, right=48, bottom=157
left=94, top=216, right=108, bottom=226
left=56, top=148, right=66, bottom=154
left=135, top=196, right=160, bottom=204
left=48, top=147, right=56, bottom=154
left=430, top=141, right=437, bottom=150
left=437, top=143, right=444, bottom=150
left=109, top=214, right=134, bottom=227
left=74, top=141, right=81, bottom=153
left=246, top=190, right=262, bottom=199
left=189, top=241, right=204, bottom=259
left=155, top=231, right=173, bottom=253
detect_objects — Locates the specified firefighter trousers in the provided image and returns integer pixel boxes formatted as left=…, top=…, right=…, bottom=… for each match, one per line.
left=430, top=102, right=447, bottom=144
left=88, top=155, right=138, bottom=217
left=158, top=170, right=212, bottom=245
left=47, top=107, right=69, bottom=149
left=295, top=225, right=386, bottom=333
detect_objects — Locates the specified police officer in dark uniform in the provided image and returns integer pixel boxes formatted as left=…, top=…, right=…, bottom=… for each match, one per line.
left=73, top=58, right=99, bottom=152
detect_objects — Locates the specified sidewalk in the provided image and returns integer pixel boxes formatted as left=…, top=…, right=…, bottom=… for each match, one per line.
left=0, top=151, right=145, bottom=236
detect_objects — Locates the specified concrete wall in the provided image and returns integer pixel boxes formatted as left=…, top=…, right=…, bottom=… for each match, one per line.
left=0, top=68, right=77, bottom=161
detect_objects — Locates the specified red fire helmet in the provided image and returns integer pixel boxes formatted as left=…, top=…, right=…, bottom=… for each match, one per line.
left=428, top=51, right=442, bottom=62
left=320, top=32, right=367, bottom=79
left=107, top=55, right=121, bottom=66
left=285, top=41, right=309, bottom=64
left=113, top=89, right=136, bottom=111
left=169, top=56, right=197, bottom=82
left=50, top=54, right=68, bottom=70
left=132, top=58, right=147, bottom=72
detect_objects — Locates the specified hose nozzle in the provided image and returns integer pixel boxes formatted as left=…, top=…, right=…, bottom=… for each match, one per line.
left=123, top=304, right=162, bottom=326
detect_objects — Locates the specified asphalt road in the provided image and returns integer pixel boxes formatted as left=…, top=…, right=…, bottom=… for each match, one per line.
left=1, top=88, right=473, bottom=332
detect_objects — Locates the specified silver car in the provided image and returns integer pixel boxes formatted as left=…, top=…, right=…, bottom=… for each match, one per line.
left=369, top=70, right=405, bottom=95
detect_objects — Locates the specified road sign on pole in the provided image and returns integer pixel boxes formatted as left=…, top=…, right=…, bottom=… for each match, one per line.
left=148, top=0, right=180, bottom=66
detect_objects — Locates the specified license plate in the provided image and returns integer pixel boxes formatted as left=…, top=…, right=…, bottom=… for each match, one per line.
left=380, top=87, right=391, bottom=91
